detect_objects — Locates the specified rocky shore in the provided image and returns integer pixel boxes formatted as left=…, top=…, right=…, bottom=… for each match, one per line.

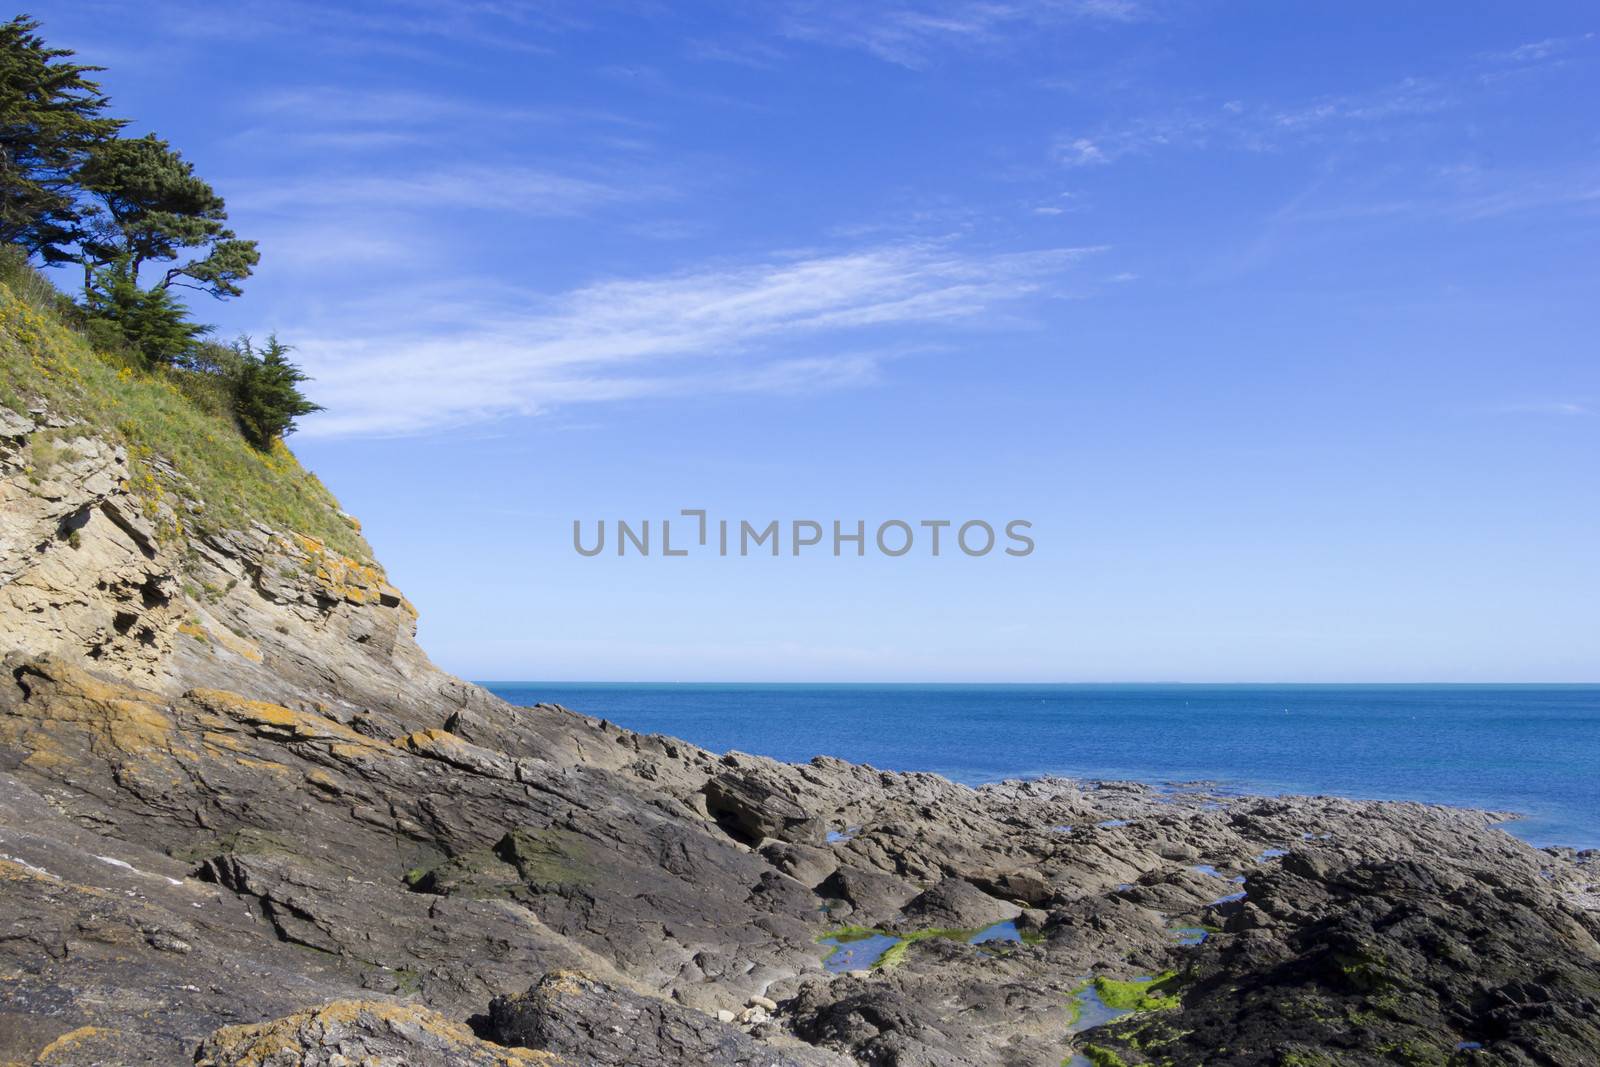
left=3, top=407, right=1599, bottom=1066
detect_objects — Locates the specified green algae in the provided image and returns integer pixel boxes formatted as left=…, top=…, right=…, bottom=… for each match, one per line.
left=1093, top=970, right=1183, bottom=1012
left=1081, top=1044, right=1129, bottom=1067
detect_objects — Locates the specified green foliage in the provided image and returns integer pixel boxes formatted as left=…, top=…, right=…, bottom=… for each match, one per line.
left=0, top=16, right=123, bottom=263
left=6, top=19, right=265, bottom=390
left=26, top=425, right=82, bottom=475
left=82, top=258, right=207, bottom=366
left=76, top=132, right=258, bottom=300
left=169, top=340, right=242, bottom=419
left=0, top=270, right=367, bottom=559
left=227, top=335, right=322, bottom=448
left=0, top=240, right=68, bottom=319
left=3, top=20, right=335, bottom=545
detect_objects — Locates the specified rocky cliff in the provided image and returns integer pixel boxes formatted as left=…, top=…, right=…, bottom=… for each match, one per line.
left=3, top=280, right=1599, bottom=1067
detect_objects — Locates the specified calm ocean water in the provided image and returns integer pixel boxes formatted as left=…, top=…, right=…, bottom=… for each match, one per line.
left=479, top=683, right=1600, bottom=850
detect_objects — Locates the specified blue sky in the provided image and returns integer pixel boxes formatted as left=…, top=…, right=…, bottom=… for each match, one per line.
left=38, top=1, right=1599, bottom=681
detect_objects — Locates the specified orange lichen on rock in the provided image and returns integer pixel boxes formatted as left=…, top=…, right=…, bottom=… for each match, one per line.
left=177, top=616, right=265, bottom=664
left=392, top=728, right=516, bottom=779
left=185, top=689, right=379, bottom=749
left=1, top=656, right=179, bottom=768
left=232, top=754, right=294, bottom=776
left=285, top=531, right=410, bottom=611
left=194, top=1000, right=560, bottom=1067
left=34, top=1025, right=127, bottom=1065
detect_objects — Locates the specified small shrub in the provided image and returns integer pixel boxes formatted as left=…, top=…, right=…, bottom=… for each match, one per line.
left=228, top=335, right=321, bottom=449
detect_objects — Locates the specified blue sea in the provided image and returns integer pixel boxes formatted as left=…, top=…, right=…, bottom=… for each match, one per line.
left=479, top=683, right=1600, bottom=850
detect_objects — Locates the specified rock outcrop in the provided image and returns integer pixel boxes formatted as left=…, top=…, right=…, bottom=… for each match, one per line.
left=195, top=1001, right=560, bottom=1067
left=485, top=972, right=853, bottom=1066
left=0, top=406, right=489, bottom=723
left=4, top=409, right=1600, bottom=1067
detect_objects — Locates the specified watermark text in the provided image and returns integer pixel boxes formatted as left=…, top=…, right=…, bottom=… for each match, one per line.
left=572, top=510, right=1034, bottom=558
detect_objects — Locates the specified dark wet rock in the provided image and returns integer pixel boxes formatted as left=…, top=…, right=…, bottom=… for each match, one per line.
left=195, top=1000, right=556, bottom=1067
left=1081, top=852, right=1600, bottom=1066
left=788, top=982, right=974, bottom=1066
left=762, top=840, right=840, bottom=887
left=704, top=767, right=826, bottom=846
left=486, top=971, right=852, bottom=1066
left=970, top=866, right=1055, bottom=906
left=898, top=876, right=1019, bottom=930
left=818, top=865, right=922, bottom=924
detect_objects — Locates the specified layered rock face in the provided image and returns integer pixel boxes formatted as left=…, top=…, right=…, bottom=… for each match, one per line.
left=3, top=412, right=1599, bottom=1067
left=0, top=407, right=487, bottom=722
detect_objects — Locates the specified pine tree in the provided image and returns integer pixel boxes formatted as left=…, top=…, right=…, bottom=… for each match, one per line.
left=76, top=133, right=259, bottom=300
left=81, top=258, right=208, bottom=365
left=0, top=15, right=123, bottom=262
left=230, top=336, right=323, bottom=449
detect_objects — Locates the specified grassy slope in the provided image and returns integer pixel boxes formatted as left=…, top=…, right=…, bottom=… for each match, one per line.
left=0, top=260, right=369, bottom=561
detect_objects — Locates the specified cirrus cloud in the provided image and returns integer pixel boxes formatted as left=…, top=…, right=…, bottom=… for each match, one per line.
left=294, top=241, right=1103, bottom=436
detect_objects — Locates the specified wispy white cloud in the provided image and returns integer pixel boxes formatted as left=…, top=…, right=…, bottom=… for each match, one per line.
left=686, top=37, right=790, bottom=70
left=292, top=241, right=1102, bottom=436
left=249, top=86, right=643, bottom=133
left=221, top=85, right=677, bottom=277
left=1501, top=400, right=1592, bottom=417
left=1443, top=169, right=1600, bottom=221
left=780, top=0, right=1141, bottom=68
left=222, top=85, right=653, bottom=160
left=233, top=165, right=658, bottom=218
left=1052, top=78, right=1453, bottom=171
left=126, top=0, right=573, bottom=59
left=1045, top=30, right=1594, bottom=178
left=1266, top=162, right=1600, bottom=227
left=1487, top=32, right=1596, bottom=66
left=252, top=86, right=479, bottom=126
left=1268, top=77, right=1449, bottom=129
left=259, top=224, right=419, bottom=269
left=1054, top=137, right=1110, bottom=167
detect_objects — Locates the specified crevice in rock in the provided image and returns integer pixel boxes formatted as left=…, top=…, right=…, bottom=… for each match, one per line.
left=98, top=500, right=157, bottom=558
left=57, top=506, right=91, bottom=539
left=139, top=575, right=169, bottom=609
